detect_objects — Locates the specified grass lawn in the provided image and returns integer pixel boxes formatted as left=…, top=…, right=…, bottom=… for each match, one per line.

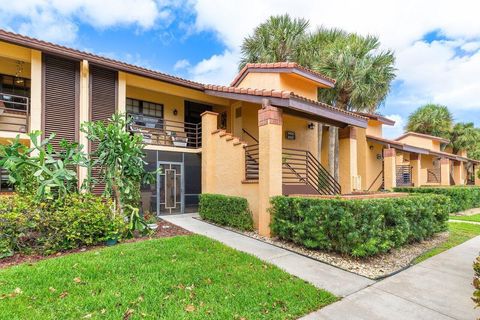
left=0, top=235, right=336, bottom=320
left=414, top=222, right=480, bottom=264
left=449, top=213, right=480, bottom=223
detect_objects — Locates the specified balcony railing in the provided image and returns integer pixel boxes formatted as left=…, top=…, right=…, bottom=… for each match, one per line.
left=396, top=165, right=413, bottom=187
left=128, top=118, right=202, bottom=148
left=0, top=92, right=29, bottom=133
left=427, top=168, right=441, bottom=183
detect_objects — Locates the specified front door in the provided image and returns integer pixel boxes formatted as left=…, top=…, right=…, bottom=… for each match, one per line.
left=157, top=161, right=184, bottom=215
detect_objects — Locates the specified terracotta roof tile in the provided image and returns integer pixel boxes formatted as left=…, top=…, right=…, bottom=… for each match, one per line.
left=0, top=29, right=205, bottom=91
left=231, top=62, right=336, bottom=87
left=203, top=85, right=365, bottom=120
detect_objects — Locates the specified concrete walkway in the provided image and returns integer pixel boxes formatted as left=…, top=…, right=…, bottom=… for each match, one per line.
left=302, top=235, right=480, bottom=320
left=163, top=214, right=480, bottom=320
left=161, top=213, right=374, bottom=297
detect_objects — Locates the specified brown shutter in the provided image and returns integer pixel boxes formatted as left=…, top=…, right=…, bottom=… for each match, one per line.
left=42, top=54, right=79, bottom=148
left=89, top=65, right=118, bottom=194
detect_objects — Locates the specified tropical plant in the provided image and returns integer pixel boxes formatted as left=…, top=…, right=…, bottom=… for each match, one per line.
left=239, top=14, right=310, bottom=69
left=0, top=131, right=88, bottom=200
left=405, top=104, right=453, bottom=139
left=449, top=122, right=480, bottom=155
left=81, top=114, right=155, bottom=219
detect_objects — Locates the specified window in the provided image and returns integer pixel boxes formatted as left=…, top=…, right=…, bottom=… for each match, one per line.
left=126, top=98, right=163, bottom=118
left=0, top=74, right=31, bottom=97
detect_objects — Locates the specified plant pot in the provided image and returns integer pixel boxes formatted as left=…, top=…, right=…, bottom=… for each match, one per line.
left=147, top=223, right=158, bottom=230
left=106, top=237, right=118, bottom=246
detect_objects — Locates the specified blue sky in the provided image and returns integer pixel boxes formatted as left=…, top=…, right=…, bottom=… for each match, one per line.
left=1, top=0, right=480, bottom=138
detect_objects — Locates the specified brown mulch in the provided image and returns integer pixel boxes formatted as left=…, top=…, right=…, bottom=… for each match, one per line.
left=0, top=219, right=192, bottom=270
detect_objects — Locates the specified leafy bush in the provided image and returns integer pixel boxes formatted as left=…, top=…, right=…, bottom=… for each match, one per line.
left=394, top=186, right=480, bottom=213
left=0, top=194, right=125, bottom=258
left=199, top=194, right=254, bottom=231
left=474, top=256, right=480, bottom=308
left=270, top=194, right=450, bottom=257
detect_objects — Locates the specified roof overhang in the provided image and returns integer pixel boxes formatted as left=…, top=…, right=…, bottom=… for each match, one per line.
left=367, top=135, right=480, bottom=164
left=204, top=89, right=367, bottom=128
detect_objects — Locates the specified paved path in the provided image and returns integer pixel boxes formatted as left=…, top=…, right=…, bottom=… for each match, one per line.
left=163, top=214, right=480, bottom=320
left=161, top=213, right=374, bottom=297
left=449, top=219, right=480, bottom=225
left=302, top=235, right=480, bottom=320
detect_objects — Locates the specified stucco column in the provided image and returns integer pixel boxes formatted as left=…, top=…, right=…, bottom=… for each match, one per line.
left=474, top=165, right=480, bottom=186
left=78, top=60, right=90, bottom=188
left=383, top=148, right=396, bottom=190
left=410, top=153, right=422, bottom=187
left=338, top=126, right=357, bottom=194
left=30, top=50, right=42, bottom=134
left=453, top=161, right=464, bottom=185
left=258, top=101, right=282, bottom=237
left=440, top=158, right=450, bottom=186
left=201, top=111, right=219, bottom=194
left=117, top=71, right=127, bottom=114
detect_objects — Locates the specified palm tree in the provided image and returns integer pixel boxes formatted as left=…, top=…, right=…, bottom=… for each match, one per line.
left=239, top=15, right=396, bottom=179
left=239, top=14, right=310, bottom=69
left=405, top=104, right=453, bottom=139
left=450, top=122, right=480, bottom=155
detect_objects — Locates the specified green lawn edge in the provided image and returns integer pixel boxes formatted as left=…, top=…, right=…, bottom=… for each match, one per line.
left=414, top=222, right=480, bottom=264
left=449, top=213, right=480, bottom=223
left=0, top=235, right=336, bottom=320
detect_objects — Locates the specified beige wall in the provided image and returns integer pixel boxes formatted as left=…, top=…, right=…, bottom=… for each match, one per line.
left=365, top=120, right=383, bottom=137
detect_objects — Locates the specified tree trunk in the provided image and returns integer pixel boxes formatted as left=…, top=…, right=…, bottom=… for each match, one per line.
left=317, top=123, right=323, bottom=162
left=328, top=126, right=335, bottom=176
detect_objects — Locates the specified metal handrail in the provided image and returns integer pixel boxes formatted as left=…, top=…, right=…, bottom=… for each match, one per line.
left=244, top=144, right=259, bottom=180
left=367, top=170, right=384, bottom=191
left=427, top=168, right=441, bottom=183
left=128, top=117, right=201, bottom=148
left=242, top=128, right=258, bottom=143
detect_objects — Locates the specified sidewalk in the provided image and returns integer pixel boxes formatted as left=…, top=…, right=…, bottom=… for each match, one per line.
left=302, top=235, right=480, bottom=320
left=161, top=213, right=374, bottom=297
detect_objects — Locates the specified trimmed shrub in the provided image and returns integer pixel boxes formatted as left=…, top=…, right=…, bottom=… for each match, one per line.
left=474, top=256, right=480, bottom=308
left=0, top=194, right=125, bottom=258
left=270, top=194, right=450, bottom=257
left=395, top=186, right=480, bottom=213
left=199, top=194, right=254, bottom=231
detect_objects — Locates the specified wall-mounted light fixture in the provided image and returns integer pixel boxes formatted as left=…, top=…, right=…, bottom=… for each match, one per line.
left=369, top=145, right=374, bottom=150
left=173, top=109, right=178, bottom=116
left=307, top=122, right=315, bottom=130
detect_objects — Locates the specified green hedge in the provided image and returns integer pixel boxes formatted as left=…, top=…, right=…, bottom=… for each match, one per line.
left=270, top=194, right=450, bottom=257
left=474, top=256, right=480, bottom=308
left=394, top=186, right=480, bottom=213
left=0, top=194, right=125, bottom=258
left=199, top=194, right=254, bottom=231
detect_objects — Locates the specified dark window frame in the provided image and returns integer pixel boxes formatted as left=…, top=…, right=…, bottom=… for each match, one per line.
left=126, top=97, right=164, bottom=119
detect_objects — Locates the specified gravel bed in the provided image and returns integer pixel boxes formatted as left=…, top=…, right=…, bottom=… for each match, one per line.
left=199, top=218, right=449, bottom=279
left=243, top=231, right=448, bottom=279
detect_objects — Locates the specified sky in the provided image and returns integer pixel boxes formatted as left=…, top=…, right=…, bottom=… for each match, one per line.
left=1, top=0, right=480, bottom=138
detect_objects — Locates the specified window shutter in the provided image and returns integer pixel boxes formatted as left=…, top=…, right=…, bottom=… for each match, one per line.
left=89, top=65, right=117, bottom=194
left=42, top=54, right=79, bottom=148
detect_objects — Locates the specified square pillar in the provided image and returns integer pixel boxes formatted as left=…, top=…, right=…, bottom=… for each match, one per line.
left=78, top=60, right=90, bottom=188
left=338, top=126, right=358, bottom=194
left=201, top=111, right=219, bottom=194
left=30, top=50, right=42, bottom=133
left=117, top=71, right=127, bottom=114
left=383, top=148, right=396, bottom=190
left=440, top=158, right=450, bottom=186
left=410, top=153, right=422, bottom=186
left=475, top=165, right=480, bottom=186
left=258, top=101, right=283, bottom=237
left=453, top=161, right=464, bottom=186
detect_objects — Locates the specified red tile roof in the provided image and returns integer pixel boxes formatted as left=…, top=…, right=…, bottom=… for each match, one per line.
left=204, top=84, right=365, bottom=120
left=0, top=29, right=205, bottom=91
left=395, top=132, right=450, bottom=144
left=356, top=112, right=396, bottom=126
left=230, top=62, right=336, bottom=87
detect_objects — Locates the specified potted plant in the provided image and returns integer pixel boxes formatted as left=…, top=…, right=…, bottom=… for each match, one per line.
left=144, top=213, right=158, bottom=231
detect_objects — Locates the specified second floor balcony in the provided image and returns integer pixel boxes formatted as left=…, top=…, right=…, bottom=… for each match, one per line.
left=127, top=113, right=201, bottom=149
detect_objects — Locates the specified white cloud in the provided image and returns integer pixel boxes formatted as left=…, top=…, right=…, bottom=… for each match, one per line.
left=173, top=59, right=190, bottom=70
left=188, top=49, right=239, bottom=84
left=185, top=0, right=480, bottom=119
left=382, top=114, right=405, bottom=139
left=0, top=0, right=185, bottom=44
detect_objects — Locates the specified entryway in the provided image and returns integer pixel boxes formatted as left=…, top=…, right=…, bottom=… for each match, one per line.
left=157, top=161, right=184, bottom=215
